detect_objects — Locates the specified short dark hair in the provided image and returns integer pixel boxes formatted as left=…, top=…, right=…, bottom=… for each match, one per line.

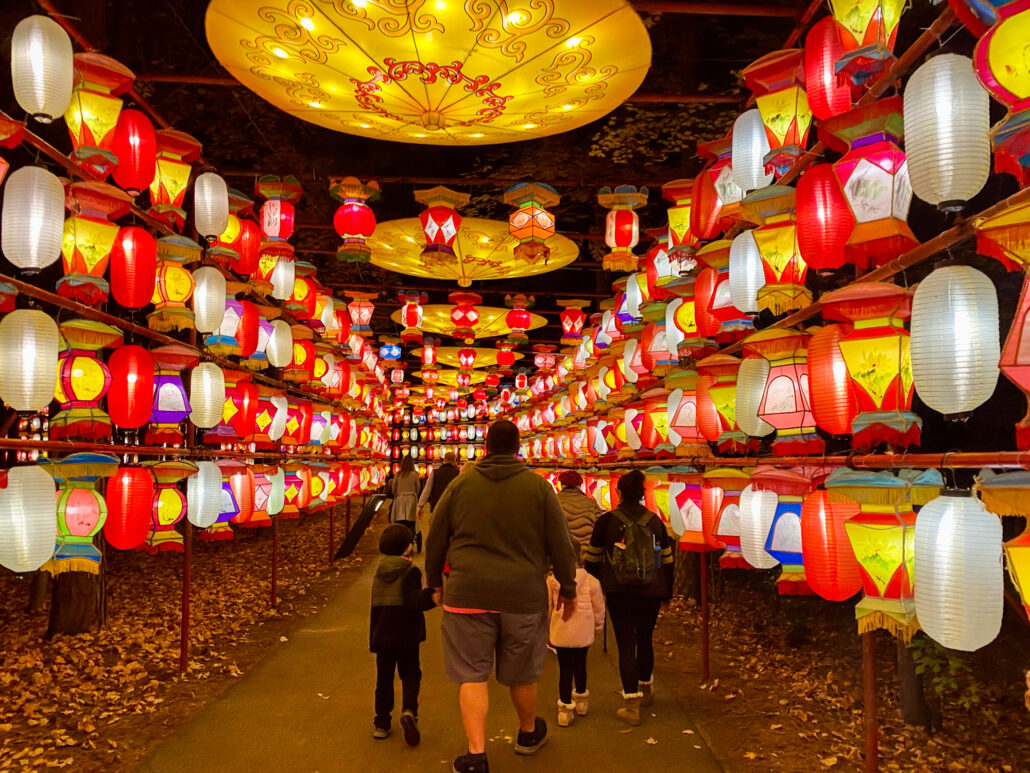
left=485, top=420, right=520, bottom=455
left=617, top=469, right=646, bottom=504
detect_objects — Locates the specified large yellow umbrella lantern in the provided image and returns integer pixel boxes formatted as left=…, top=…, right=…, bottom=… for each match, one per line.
left=204, top=0, right=651, bottom=146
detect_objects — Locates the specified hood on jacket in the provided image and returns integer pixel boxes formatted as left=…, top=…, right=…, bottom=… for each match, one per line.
left=472, top=454, right=527, bottom=481
left=376, top=555, right=412, bottom=583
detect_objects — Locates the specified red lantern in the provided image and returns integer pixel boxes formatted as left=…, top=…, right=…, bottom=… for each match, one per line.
left=236, top=300, right=260, bottom=357
left=261, top=198, right=295, bottom=239
left=801, top=490, right=863, bottom=601
left=701, top=468, right=751, bottom=567
left=347, top=291, right=377, bottom=335
left=808, top=323, right=858, bottom=437
left=399, top=291, right=427, bottom=345
left=456, top=372, right=471, bottom=388
left=331, top=176, right=379, bottom=263
left=690, top=133, right=742, bottom=241
left=111, top=109, right=156, bottom=196
left=415, top=185, right=470, bottom=267
left=485, top=372, right=500, bottom=388
left=104, top=466, right=154, bottom=550
left=449, top=292, right=481, bottom=342
left=804, top=17, right=853, bottom=121
left=107, top=345, right=155, bottom=429
left=598, top=185, right=648, bottom=273
left=110, top=226, right=156, bottom=309
left=558, top=300, right=588, bottom=345
left=796, top=163, right=854, bottom=272
left=505, top=293, right=534, bottom=344
left=458, top=348, right=477, bottom=371
left=496, top=342, right=516, bottom=372
left=235, top=217, right=261, bottom=276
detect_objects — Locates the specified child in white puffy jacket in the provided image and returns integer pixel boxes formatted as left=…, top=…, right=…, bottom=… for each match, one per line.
left=547, top=562, right=605, bottom=727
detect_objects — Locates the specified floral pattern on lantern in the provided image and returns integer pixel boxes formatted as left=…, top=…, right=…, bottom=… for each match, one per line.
left=741, top=185, right=811, bottom=314
left=691, top=133, right=742, bottom=241
left=828, top=0, right=907, bottom=85
left=743, top=49, right=812, bottom=176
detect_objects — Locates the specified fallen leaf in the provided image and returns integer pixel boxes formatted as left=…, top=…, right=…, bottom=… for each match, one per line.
left=620, top=728, right=633, bottom=734
left=820, top=756, right=838, bottom=768
left=682, top=729, right=694, bottom=734
left=279, top=636, right=288, bottom=643
left=744, top=752, right=758, bottom=760
left=645, top=737, right=658, bottom=745
left=316, top=693, right=330, bottom=700
left=770, top=724, right=782, bottom=731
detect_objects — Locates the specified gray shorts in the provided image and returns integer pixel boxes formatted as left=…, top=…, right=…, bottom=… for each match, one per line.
left=441, top=610, right=549, bottom=687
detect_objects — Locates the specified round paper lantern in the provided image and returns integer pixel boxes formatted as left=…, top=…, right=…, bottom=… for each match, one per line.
left=801, top=490, right=862, bottom=601
left=187, top=461, right=222, bottom=528
left=904, top=54, right=990, bottom=210
left=914, top=492, right=1003, bottom=651
left=796, top=164, right=853, bottom=272
left=193, top=266, right=227, bottom=334
left=910, top=265, right=999, bottom=417
left=104, top=466, right=153, bottom=550
left=107, top=345, right=155, bottom=429
left=11, top=15, right=73, bottom=123
left=110, top=227, right=157, bottom=309
left=731, top=109, right=773, bottom=193
left=728, top=230, right=763, bottom=315
left=271, top=258, right=295, bottom=301
left=189, top=363, right=225, bottom=428
left=808, top=323, right=858, bottom=437
left=2, top=166, right=64, bottom=273
left=736, top=357, right=774, bottom=438
left=804, top=16, right=852, bottom=121
left=111, top=109, right=157, bottom=195
left=235, top=217, right=261, bottom=276
left=0, top=309, right=59, bottom=412
left=193, top=172, right=229, bottom=241
left=0, top=465, right=57, bottom=572
left=267, top=320, right=293, bottom=368
left=738, top=484, right=780, bottom=569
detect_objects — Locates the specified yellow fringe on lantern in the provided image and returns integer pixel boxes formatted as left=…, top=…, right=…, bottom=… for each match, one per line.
left=603, top=255, right=638, bottom=273
left=856, top=611, right=921, bottom=643
left=977, top=487, right=1030, bottom=517
left=40, top=558, right=101, bottom=576
left=240, top=359, right=270, bottom=372
left=909, top=484, right=942, bottom=507
left=148, top=312, right=196, bottom=333
left=676, top=442, right=712, bottom=458
left=757, top=285, right=812, bottom=316
left=206, top=343, right=239, bottom=358
left=827, top=487, right=910, bottom=507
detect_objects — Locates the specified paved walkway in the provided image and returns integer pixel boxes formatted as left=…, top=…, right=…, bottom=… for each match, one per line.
left=139, top=553, right=723, bottom=773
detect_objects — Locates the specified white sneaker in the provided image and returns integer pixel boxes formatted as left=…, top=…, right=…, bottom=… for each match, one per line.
left=557, top=700, right=577, bottom=727
left=572, top=690, right=589, bottom=716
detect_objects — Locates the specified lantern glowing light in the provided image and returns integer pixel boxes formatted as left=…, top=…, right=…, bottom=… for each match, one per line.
left=2, top=165, right=64, bottom=273
left=104, top=466, right=153, bottom=550
left=0, top=465, right=57, bottom=572
left=330, top=176, right=379, bottom=262
left=111, top=108, right=157, bottom=195
left=0, top=309, right=59, bottom=412
left=504, top=182, right=559, bottom=265
left=194, top=172, right=229, bottom=242
left=11, top=15, right=73, bottom=124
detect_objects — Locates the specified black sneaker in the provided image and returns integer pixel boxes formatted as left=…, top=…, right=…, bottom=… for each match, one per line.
left=453, top=752, right=489, bottom=773
left=513, top=717, right=548, bottom=755
left=401, top=710, right=420, bottom=747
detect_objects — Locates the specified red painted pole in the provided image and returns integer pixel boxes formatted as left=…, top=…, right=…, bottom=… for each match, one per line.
left=329, top=505, right=335, bottom=566
left=179, top=522, right=191, bottom=673
left=271, top=518, right=279, bottom=608
left=700, top=551, right=710, bottom=684
left=863, top=631, right=879, bottom=773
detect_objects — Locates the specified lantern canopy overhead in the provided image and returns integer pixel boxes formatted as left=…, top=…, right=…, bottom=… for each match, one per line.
left=204, top=0, right=652, bottom=146
left=369, top=217, right=578, bottom=286
left=395, top=303, right=547, bottom=341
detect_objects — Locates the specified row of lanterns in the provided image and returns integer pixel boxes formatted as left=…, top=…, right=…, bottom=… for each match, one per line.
left=0, top=455, right=387, bottom=574
left=536, top=463, right=1018, bottom=654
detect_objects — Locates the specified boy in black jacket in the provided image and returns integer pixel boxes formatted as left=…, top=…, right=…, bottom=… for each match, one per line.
left=371, top=524, right=437, bottom=745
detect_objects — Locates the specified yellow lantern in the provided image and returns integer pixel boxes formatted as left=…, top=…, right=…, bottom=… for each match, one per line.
left=149, top=235, right=200, bottom=332
left=59, top=181, right=133, bottom=306
left=64, top=53, right=134, bottom=178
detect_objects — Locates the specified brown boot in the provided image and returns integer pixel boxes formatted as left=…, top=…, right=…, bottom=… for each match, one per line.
left=616, top=691, right=642, bottom=726
left=639, top=678, right=654, bottom=707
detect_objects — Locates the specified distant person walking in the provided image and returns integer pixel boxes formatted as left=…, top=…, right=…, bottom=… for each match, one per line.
left=555, top=470, right=601, bottom=559
left=547, top=553, right=604, bottom=728
left=416, top=452, right=461, bottom=548
left=584, top=470, right=674, bottom=727
left=369, top=524, right=437, bottom=745
left=389, top=455, right=421, bottom=539
left=426, top=420, right=578, bottom=773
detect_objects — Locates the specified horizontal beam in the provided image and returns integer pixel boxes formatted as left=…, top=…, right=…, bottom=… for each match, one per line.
left=295, top=222, right=606, bottom=240
left=627, top=92, right=740, bottom=104
left=632, top=0, right=800, bottom=16
left=544, top=451, right=1030, bottom=470
left=327, top=282, right=611, bottom=299
left=0, top=436, right=370, bottom=462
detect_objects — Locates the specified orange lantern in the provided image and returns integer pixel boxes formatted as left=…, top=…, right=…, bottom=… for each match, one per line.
left=801, top=489, right=863, bottom=602
left=701, top=468, right=751, bottom=568
left=65, top=53, right=134, bottom=178
left=696, top=353, right=753, bottom=454
left=690, top=132, right=742, bottom=241
left=59, top=181, right=133, bottom=306
left=148, top=129, right=202, bottom=232
left=743, top=49, right=812, bottom=177
left=808, top=323, right=859, bottom=437
left=740, top=185, right=810, bottom=315
left=503, top=182, right=559, bottom=265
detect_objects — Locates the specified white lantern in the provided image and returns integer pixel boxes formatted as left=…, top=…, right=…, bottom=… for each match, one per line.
left=738, top=484, right=780, bottom=569
left=2, top=166, right=65, bottom=273
left=192, top=266, right=226, bottom=334
left=11, top=15, right=73, bottom=123
left=903, top=54, right=990, bottom=211
left=187, top=461, right=222, bottom=528
left=193, top=172, right=229, bottom=242
left=914, top=492, right=1003, bottom=651
left=731, top=108, right=773, bottom=194
left=188, top=363, right=224, bottom=428
left=321, top=353, right=336, bottom=389
left=0, top=309, right=59, bottom=412
left=0, top=465, right=57, bottom=572
left=319, top=296, right=336, bottom=329
left=728, top=230, right=763, bottom=315
left=910, top=265, right=999, bottom=417
left=266, top=320, right=293, bottom=368
left=267, top=467, right=285, bottom=515
left=271, top=259, right=295, bottom=300
left=736, top=357, right=774, bottom=438
left=268, top=395, right=288, bottom=441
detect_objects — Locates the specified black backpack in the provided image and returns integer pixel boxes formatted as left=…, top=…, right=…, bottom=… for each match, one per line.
left=608, top=507, right=661, bottom=586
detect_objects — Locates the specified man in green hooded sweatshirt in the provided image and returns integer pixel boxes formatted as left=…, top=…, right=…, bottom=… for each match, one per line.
left=426, top=419, right=578, bottom=773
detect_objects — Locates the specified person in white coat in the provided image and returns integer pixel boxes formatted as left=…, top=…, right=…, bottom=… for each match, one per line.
left=546, top=555, right=605, bottom=727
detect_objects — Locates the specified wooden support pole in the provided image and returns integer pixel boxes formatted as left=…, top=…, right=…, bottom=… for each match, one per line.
left=863, top=631, right=879, bottom=773
left=179, top=522, right=192, bottom=673
left=700, top=551, right=710, bottom=684
left=271, top=517, right=280, bottom=608
left=329, top=505, right=335, bottom=566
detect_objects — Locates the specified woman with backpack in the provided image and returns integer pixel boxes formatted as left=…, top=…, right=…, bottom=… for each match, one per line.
left=584, top=470, right=674, bottom=726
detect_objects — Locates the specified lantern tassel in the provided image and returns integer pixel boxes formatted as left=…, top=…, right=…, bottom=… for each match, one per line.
left=40, top=557, right=101, bottom=576
left=856, top=611, right=920, bottom=643
left=718, top=551, right=752, bottom=570
left=199, top=523, right=235, bottom=541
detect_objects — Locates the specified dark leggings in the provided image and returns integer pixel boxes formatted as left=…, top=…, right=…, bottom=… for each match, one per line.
left=374, top=645, right=421, bottom=728
left=555, top=647, right=589, bottom=703
left=606, top=594, right=662, bottom=694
